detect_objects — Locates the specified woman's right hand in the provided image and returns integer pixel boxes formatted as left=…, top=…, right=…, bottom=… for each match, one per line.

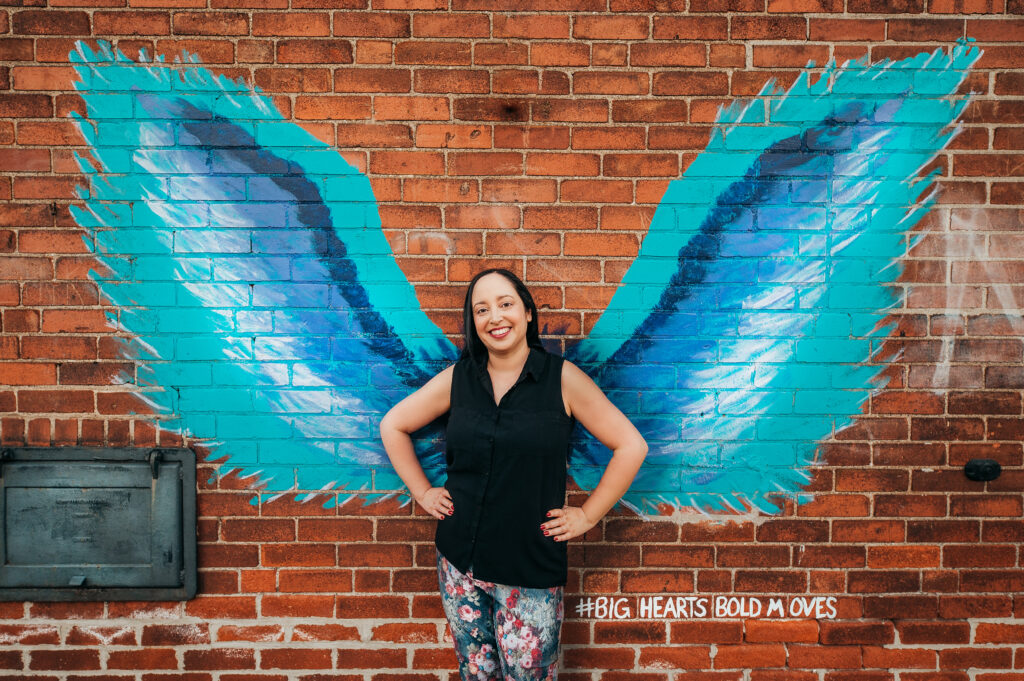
left=416, top=487, right=453, bottom=520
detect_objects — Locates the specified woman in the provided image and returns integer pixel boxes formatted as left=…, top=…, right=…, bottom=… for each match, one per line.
left=380, top=268, right=647, bottom=680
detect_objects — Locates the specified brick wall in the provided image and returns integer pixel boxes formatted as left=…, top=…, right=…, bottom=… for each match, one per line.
left=1, top=3, right=1023, bottom=679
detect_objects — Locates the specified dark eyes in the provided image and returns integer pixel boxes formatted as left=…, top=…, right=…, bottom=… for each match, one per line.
left=474, top=302, right=514, bottom=315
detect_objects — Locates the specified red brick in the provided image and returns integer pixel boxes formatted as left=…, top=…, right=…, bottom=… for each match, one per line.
left=449, top=152, right=522, bottom=176
left=494, top=125, right=569, bottom=150
left=889, top=18, right=965, bottom=41
left=442, top=202, right=516, bottom=229
left=278, top=39, right=353, bottom=64
left=13, top=10, right=90, bottom=35
left=278, top=569, right=353, bottom=593
left=794, top=644, right=868, bottom=671
left=753, top=44, right=830, bottom=68
left=0, top=362, right=57, bottom=386
left=415, top=69, right=489, bottom=94
left=573, top=71, right=648, bottom=95
left=216, top=625, right=284, bottom=642
left=563, top=646, right=636, bottom=670
left=395, top=41, right=471, bottom=65
left=106, top=648, right=178, bottom=669
left=716, top=647, right=786, bottom=667
left=612, top=100, right=688, bottom=123
left=481, top=179, right=557, bottom=203
left=335, top=648, right=406, bottom=668
left=732, top=16, right=806, bottom=39
left=531, top=99, right=608, bottom=123
left=375, top=96, right=449, bottom=121
left=182, top=648, right=255, bottom=670
left=28, top=650, right=99, bottom=670
left=172, top=11, right=248, bottom=35
left=604, top=153, right=679, bottom=177
left=413, top=13, right=489, bottom=37
left=336, top=123, right=412, bottom=148
left=291, top=623, right=360, bottom=641
left=631, top=43, right=706, bottom=67
left=454, top=97, right=530, bottom=122
left=745, top=622, right=815, bottom=643
left=561, top=180, right=634, bottom=204
left=333, top=12, right=409, bottom=37
left=252, top=12, right=330, bottom=36
left=65, top=625, right=137, bottom=646
left=0, top=624, right=60, bottom=645
left=531, top=43, right=589, bottom=67
left=90, top=10, right=169, bottom=34
left=415, top=124, right=492, bottom=149
left=0, top=38, right=34, bottom=61
left=261, top=595, right=335, bottom=618
left=486, top=231, right=559, bottom=256
left=526, top=152, right=600, bottom=177
left=404, top=178, right=478, bottom=203
left=522, top=207, right=597, bottom=233
left=254, top=68, right=332, bottom=93
left=294, top=96, right=371, bottom=120
left=297, top=518, right=373, bottom=541
left=492, top=69, right=540, bottom=94
left=574, top=15, right=649, bottom=39
left=475, top=42, right=529, bottom=65
left=653, top=15, right=728, bottom=39
left=976, top=622, right=1024, bottom=643
left=493, top=14, right=568, bottom=39
left=336, top=595, right=409, bottom=618
left=939, top=646, right=1014, bottom=669
left=371, top=150, right=444, bottom=175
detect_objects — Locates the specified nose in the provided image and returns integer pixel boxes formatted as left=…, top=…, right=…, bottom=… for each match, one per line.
left=488, top=306, right=503, bottom=324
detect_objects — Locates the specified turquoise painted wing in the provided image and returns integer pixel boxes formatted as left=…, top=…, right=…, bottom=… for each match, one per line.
left=567, top=41, right=981, bottom=515
left=69, top=41, right=456, bottom=502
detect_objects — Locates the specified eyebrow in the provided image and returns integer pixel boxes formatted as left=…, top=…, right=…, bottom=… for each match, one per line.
left=472, top=294, right=514, bottom=307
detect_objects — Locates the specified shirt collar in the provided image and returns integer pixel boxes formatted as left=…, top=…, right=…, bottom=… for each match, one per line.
left=522, top=347, right=545, bottom=382
left=473, top=347, right=546, bottom=394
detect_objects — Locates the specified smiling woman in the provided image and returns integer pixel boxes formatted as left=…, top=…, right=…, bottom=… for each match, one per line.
left=379, top=268, right=648, bottom=680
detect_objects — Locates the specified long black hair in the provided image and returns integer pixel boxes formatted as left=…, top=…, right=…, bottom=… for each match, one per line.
left=461, top=268, right=545, bottom=367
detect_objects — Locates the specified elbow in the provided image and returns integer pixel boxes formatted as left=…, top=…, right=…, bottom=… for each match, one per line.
left=636, top=436, right=648, bottom=462
left=379, top=410, right=396, bottom=439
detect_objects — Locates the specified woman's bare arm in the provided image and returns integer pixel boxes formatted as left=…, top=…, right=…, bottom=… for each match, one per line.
left=542, top=360, right=648, bottom=541
left=379, top=365, right=455, bottom=519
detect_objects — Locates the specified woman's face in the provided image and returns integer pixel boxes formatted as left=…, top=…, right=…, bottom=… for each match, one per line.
left=471, top=272, right=533, bottom=356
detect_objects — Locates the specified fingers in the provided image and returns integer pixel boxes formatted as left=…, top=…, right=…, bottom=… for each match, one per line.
left=419, top=487, right=453, bottom=520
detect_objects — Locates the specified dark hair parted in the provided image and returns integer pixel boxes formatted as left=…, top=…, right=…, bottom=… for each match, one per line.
left=461, top=268, right=545, bottom=366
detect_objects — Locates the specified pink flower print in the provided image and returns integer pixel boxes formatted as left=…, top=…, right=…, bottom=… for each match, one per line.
left=505, top=589, right=520, bottom=608
left=458, top=604, right=480, bottom=622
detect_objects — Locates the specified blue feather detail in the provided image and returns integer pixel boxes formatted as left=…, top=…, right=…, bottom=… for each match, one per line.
left=569, top=40, right=981, bottom=515
left=69, top=41, right=455, bottom=503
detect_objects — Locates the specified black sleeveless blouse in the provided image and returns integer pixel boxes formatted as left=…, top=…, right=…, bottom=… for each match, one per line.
left=435, top=348, right=574, bottom=588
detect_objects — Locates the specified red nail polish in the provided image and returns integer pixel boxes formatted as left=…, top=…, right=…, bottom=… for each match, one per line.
left=543, top=530, right=548, bottom=535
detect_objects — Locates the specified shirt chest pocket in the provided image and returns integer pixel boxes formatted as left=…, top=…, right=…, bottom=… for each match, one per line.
left=445, top=406, right=497, bottom=470
left=498, top=411, right=571, bottom=459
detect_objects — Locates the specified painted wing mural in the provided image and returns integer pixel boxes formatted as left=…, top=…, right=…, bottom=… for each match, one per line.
left=69, top=39, right=980, bottom=515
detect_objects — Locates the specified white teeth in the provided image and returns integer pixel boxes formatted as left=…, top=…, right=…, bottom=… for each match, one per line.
left=490, top=328, right=509, bottom=338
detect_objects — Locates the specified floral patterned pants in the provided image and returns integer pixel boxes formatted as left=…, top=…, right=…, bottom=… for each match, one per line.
left=437, top=552, right=564, bottom=681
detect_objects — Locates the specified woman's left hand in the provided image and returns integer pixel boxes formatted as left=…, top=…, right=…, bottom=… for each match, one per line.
left=541, top=506, right=597, bottom=542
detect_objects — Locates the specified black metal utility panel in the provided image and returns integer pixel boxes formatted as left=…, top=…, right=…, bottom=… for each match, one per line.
left=0, top=447, right=197, bottom=601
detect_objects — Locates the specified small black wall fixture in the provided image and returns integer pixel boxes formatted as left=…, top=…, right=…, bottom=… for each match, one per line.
left=964, top=458, right=1002, bottom=483
left=0, top=447, right=197, bottom=601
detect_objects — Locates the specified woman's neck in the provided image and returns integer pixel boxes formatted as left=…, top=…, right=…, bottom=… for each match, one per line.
left=486, top=342, right=530, bottom=374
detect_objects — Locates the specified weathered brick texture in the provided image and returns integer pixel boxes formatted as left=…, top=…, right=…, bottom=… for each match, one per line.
left=1, top=3, right=1023, bottom=679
